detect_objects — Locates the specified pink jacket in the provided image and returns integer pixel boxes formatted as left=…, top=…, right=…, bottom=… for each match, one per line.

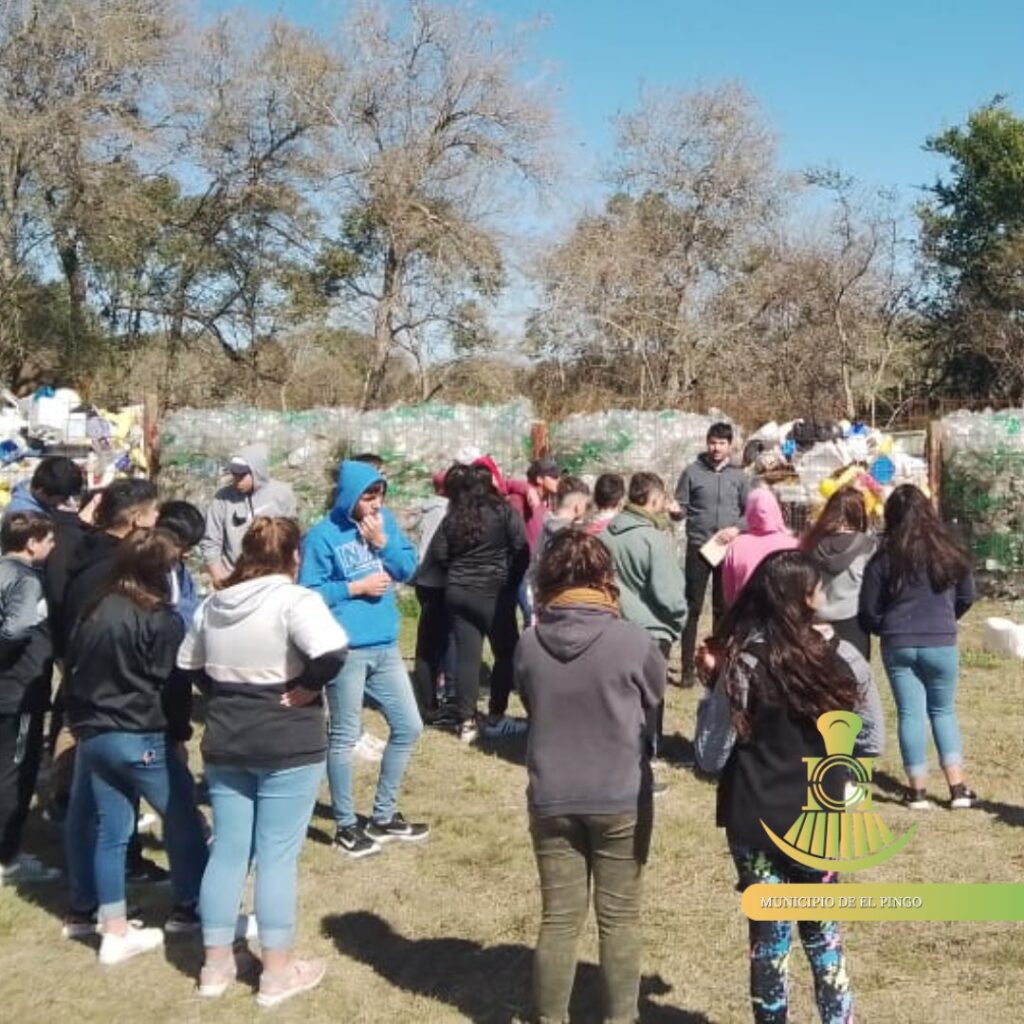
left=721, top=487, right=799, bottom=606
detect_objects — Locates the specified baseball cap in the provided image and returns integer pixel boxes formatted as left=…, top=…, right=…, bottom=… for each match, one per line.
left=227, top=456, right=251, bottom=476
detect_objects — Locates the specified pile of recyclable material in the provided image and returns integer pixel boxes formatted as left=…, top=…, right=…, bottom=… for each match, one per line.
left=549, top=408, right=733, bottom=488
left=158, top=401, right=536, bottom=528
left=941, top=409, right=1024, bottom=582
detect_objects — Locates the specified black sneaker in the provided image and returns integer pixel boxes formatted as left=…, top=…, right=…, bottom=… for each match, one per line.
left=334, top=824, right=381, bottom=859
left=164, top=903, right=201, bottom=935
left=126, top=856, right=171, bottom=884
left=903, top=787, right=931, bottom=810
left=364, top=813, right=430, bottom=844
left=949, top=784, right=977, bottom=809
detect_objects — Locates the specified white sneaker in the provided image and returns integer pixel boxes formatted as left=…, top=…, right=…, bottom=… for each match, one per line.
left=98, top=923, right=165, bottom=965
left=353, top=732, right=384, bottom=763
left=0, top=854, right=62, bottom=886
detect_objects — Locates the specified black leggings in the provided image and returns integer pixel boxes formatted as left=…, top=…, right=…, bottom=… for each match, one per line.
left=446, top=586, right=519, bottom=721
left=412, top=585, right=451, bottom=716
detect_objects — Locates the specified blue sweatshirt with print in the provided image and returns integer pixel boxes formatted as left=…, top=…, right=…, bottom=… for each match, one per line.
left=299, top=461, right=417, bottom=649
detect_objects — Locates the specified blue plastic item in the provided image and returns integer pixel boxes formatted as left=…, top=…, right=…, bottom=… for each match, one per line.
left=870, top=455, right=895, bottom=485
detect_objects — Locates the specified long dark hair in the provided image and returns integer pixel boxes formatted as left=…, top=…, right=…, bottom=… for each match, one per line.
left=443, top=462, right=503, bottom=550
left=881, top=484, right=970, bottom=596
left=535, top=528, right=619, bottom=607
left=802, top=487, right=869, bottom=553
left=710, top=550, right=859, bottom=741
left=84, top=528, right=178, bottom=620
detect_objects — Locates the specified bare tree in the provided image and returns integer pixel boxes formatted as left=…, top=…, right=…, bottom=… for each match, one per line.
left=317, top=0, right=554, bottom=408
left=532, top=81, right=784, bottom=407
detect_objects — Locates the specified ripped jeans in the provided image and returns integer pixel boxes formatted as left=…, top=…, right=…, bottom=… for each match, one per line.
left=66, top=731, right=207, bottom=921
left=730, top=845, right=853, bottom=1024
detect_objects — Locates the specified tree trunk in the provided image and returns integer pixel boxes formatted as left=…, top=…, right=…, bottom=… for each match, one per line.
left=361, top=245, right=401, bottom=411
left=58, top=236, right=89, bottom=379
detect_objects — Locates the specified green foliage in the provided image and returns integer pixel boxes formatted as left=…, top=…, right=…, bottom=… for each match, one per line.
left=919, top=101, right=1024, bottom=399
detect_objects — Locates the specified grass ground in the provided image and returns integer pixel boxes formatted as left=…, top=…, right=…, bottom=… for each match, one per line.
left=1, top=603, right=1023, bottom=1023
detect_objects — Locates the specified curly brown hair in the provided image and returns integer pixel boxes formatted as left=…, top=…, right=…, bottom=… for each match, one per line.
left=534, top=528, right=619, bottom=607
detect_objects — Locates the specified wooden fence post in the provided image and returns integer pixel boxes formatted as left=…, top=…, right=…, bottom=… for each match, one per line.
left=927, top=419, right=942, bottom=513
left=144, top=392, right=160, bottom=480
left=531, top=420, right=549, bottom=459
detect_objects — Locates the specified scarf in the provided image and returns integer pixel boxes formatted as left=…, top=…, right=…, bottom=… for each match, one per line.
left=624, top=503, right=671, bottom=531
left=546, top=586, right=620, bottom=615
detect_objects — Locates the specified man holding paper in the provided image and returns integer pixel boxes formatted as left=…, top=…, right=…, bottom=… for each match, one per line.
left=674, top=422, right=750, bottom=686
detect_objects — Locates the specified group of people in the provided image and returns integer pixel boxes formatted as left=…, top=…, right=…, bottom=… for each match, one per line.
left=0, top=422, right=980, bottom=1021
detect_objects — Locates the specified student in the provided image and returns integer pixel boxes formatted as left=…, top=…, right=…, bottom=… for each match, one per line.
left=721, top=486, right=799, bottom=606
left=4, top=456, right=83, bottom=519
left=0, top=513, right=60, bottom=885
left=516, top=530, right=665, bottom=1024
left=411, top=471, right=455, bottom=723
left=58, top=480, right=169, bottom=885
left=179, top=518, right=349, bottom=1007
left=531, top=475, right=590, bottom=573
left=859, top=485, right=976, bottom=809
left=64, top=530, right=209, bottom=964
left=803, top=487, right=876, bottom=658
left=696, top=550, right=883, bottom=1024
left=675, top=422, right=750, bottom=684
left=521, top=458, right=561, bottom=556
left=200, top=444, right=296, bottom=584
left=156, top=500, right=206, bottom=628
left=584, top=473, right=625, bottom=534
left=300, top=460, right=427, bottom=858
left=429, top=463, right=530, bottom=743
left=601, top=472, right=686, bottom=758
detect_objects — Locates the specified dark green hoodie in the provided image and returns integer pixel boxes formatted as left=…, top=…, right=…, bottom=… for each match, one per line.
left=601, top=506, right=688, bottom=644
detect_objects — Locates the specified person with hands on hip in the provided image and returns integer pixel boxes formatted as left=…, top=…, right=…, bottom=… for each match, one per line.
left=178, top=517, right=349, bottom=1008
left=299, top=460, right=428, bottom=860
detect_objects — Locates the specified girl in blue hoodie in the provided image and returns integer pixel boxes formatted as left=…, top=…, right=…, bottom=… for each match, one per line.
left=299, top=460, right=427, bottom=859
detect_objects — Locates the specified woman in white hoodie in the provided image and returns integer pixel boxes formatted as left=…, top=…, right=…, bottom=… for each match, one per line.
left=178, top=517, right=348, bottom=1008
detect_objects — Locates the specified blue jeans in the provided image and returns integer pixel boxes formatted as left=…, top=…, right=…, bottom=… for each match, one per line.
left=200, top=762, right=323, bottom=950
left=882, top=645, right=963, bottom=777
left=325, top=645, right=423, bottom=829
left=69, top=732, right=208, bottom=921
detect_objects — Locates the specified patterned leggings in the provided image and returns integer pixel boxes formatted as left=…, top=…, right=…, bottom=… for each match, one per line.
left=730, top=845, right=854, bottom=1024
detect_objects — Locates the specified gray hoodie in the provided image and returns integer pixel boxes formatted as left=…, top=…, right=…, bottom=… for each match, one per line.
left=515, top=603, right=666, bottom=816
left=811, top=532, right=877, bottom=622
left=412, top=494, right=449, bottom=589
left=199, top=443, right=297, bottom=573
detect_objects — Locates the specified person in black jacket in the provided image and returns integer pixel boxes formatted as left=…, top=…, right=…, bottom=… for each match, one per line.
left=0, top=513, right=59, bottom=885
left=428, top=463, right=529, bottom=744
left=63, top=529, right=208, bottom=965
left=695, top=551, right=879, bottom=1024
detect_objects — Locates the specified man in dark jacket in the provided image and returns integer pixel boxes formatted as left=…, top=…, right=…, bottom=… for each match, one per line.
left=674, top=422, right=750, bottom=686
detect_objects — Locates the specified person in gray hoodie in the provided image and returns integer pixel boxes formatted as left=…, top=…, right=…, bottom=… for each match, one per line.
left=803, top=486, right=877, bottom=658
left=515, top=529, right=665, bottom=1024
left=200, top=443, right=296, bottom=584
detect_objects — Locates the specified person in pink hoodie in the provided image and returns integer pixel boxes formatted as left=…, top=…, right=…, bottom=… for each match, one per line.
left=721, top=486, right=799, bottom=606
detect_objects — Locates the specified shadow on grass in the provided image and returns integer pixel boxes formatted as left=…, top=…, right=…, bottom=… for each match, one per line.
left=872, top=768, right=1024, bottom=825
left=323, top=910, right=712, bottom=1023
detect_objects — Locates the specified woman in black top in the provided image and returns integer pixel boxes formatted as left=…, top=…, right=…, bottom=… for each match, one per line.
left=429, top=464, right=529, bottom=743
left=65, top=529, right=209, bottom=966
left=695, top=551, right=883, bottom=1024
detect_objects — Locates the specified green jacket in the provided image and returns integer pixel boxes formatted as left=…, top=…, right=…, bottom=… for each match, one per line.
left=601, top=506, right=688, bottom=645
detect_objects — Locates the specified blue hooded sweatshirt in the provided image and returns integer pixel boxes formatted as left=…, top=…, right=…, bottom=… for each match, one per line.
left=4, top=482, right=48, bottom=519
left=299, top=460, right=417, bottom=649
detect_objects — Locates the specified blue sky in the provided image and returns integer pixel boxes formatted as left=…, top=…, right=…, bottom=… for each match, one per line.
left=201, top=0, right=1024, bottom=199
